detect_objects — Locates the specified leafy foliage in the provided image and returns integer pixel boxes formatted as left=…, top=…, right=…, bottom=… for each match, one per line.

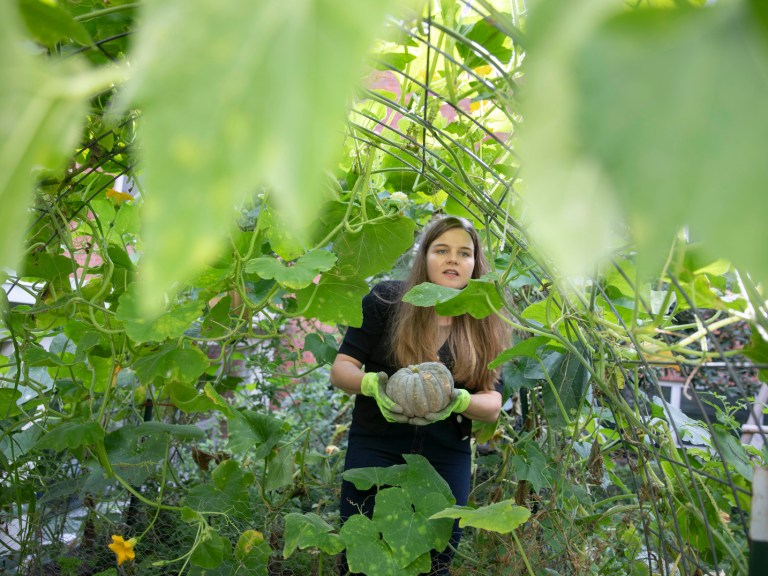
left=1, top=1, right=767, bottom=575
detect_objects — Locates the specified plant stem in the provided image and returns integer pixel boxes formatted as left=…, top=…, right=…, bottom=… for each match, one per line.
left=511, top=531, right=536, bottom=576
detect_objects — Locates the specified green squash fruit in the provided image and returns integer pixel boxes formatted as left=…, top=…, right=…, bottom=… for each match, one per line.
left=386, top=362, right=454, bottom=418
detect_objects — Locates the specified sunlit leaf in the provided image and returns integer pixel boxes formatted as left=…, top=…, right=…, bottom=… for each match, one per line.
left=18, top=0, right=93, bottom=47
left=521, top=0, right=768, bottom=284
left=430, top=499, right=530, bottom=534
left=245, top=250, right=337, bottom=290
left=372, top=52, right=417, bottom=71
left=516, top=0, right=628, bottom=279
left=457, top=16, right=513, bottom=70
left=133, top=342, right=210, bottom=384
left=163, top=381, right=217, bottom=414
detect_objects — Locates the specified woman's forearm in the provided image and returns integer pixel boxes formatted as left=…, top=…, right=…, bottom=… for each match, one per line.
left=462, top=390, right=502, bottom=423
left=330, top=354, right=365, bottom=395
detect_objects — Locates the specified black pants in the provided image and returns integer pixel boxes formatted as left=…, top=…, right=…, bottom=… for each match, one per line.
left=338, top=423, right=471, bottom=575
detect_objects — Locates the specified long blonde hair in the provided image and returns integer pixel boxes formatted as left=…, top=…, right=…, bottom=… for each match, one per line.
left=390, top=216, right=509, bottom=391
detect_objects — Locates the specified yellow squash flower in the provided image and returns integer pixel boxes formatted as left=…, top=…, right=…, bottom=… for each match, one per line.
left=108, top=535, right=137, bottom=565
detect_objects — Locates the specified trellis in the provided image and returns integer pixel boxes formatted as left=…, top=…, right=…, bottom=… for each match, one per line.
left=345, top=2, right=767, bottom=574
left=2, top=1, right=767, bottom=574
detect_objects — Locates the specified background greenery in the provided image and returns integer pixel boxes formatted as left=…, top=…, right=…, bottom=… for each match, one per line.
left=1, top=0, right=766, bottom=574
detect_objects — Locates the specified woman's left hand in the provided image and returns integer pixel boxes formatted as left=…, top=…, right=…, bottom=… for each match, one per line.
left=407, top=389, right=471, bottom=425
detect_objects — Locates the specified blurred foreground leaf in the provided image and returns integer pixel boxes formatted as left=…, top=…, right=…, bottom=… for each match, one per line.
left=0, top=2, right=122, bottom=270
left=127, top=0, right=424, bottom=313
left=519, top=0, right=768, bottom=284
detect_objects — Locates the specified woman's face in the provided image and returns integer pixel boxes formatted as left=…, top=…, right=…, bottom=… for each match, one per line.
left=425, top=227, right=475, bottom=289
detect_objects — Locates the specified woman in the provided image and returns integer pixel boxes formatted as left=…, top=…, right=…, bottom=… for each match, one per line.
left=330, top=215, right=509, bottom=575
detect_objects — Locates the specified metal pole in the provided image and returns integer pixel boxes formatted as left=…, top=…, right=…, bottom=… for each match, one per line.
left=751, top=467, right=768, bottom=576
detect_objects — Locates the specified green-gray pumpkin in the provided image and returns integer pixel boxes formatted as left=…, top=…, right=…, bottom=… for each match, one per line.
left=386, top=362, right=454, bottom=418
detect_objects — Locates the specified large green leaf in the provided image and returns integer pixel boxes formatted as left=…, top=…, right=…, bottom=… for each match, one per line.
left=342, top=463, right=409, bottom=491
left=334, top=217, right=416, bottom=279
left=430, top=499, right=530, bottom=534
left=163, top=381, right=218, bottom=414
left=0, top=388, right=22, bottom=418
left=136, top=421, right=205, bottom=441
left=295, top=273, right=370, bottom=326
left=576, top=3, right=768, bottom=281
left=133, top=342, right=210, bottom=384
left=245, top=250, right=337, bottom=290
left=104, top=425, right=168, bottom=486
left=19, top=252, right=73, bottom=283
left=22, top=345, right=73, bottom=367
left=283, top=513, right=344, bottom=559
left=33, top=421, right=105, bottom=451
left=227, top=410, right=289, bottom=461
left=401, top=282, right=458, bottom=308
left=525, top=348, right=590, bottom=426
left=340, top=455, right=454, bottom=570
left=742, top=333, right=768, bottom=384
left=457, top=16, right=513, bottom=69
left=265, top=445, right=295, bottom=492
left=510, top=440, right=553, bottom=493
left=302, top=332, right=338, bottom=366
left=116, top=284, right=204, bottom=344
left=373, top=487, right=447, bottom=569
left=488, top=336, right=554, bottom=369
left=18, top=0, right=93, bottom=47
left=185, top=459, right=254, bottom=519
left=340, top=514, right=430, bottom=576
left=71, top=355, right=114, bottom=394
left=402, top=279, right=503, bottom=318
left=401, top=453, right=454, bottom=507
left=190, top=527, right=230, bottom=569
left=125, top=0, right=423, bottom=313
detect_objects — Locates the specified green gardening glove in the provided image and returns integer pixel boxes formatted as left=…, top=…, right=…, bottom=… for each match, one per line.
left=411, top=388, right=471, bottom=425
left=360, top=372, right=408, bottom=423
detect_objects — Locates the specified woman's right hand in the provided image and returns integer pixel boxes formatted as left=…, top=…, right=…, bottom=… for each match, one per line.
left=360, top=372, right=408, bottom=423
